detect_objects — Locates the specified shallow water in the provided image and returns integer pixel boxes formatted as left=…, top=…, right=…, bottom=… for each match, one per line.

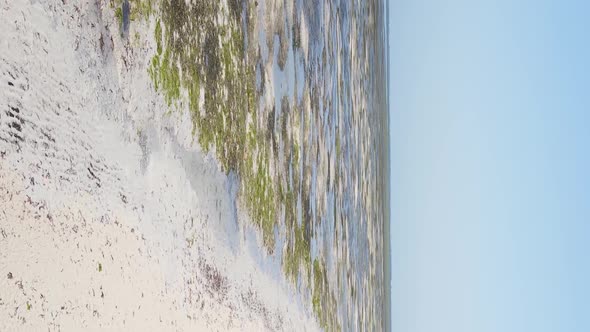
left=141, top=0, right=389, bottom=328
left=251, top=0, right=389, bottom=329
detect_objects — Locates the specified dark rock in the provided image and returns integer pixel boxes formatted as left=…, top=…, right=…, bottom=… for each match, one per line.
left=122, top=0, right=130, bottom=34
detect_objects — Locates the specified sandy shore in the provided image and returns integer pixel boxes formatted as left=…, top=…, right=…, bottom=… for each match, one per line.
left=0, top=1, right=318, bottom=331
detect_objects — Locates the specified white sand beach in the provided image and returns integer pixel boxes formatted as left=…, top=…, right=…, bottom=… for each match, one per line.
left=0, top=1, right=319, bottom=330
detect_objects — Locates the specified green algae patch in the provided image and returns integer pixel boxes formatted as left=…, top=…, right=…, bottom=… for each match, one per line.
left=284, top=219, right=312, bottom=283
left=114, top=7, right=123, bottom=27
left=313, top=259, right=341, bottom=331
left=244, top=151, right=277, bottom=250
left=149, top=48, right=181, bottom=107
left=154, top=19, right=162, bottom=55
left=130, top=0, right=154, bottom=20
left=136, top=0, right=339, bottom=328
left=148, top=0, right=277, bottom=251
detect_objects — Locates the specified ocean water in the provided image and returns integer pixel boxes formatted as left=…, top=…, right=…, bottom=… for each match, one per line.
left=248, top=0, right=389, bottom=329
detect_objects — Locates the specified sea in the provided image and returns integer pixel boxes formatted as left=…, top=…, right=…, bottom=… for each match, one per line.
left=249, top=0, right=390, bottom=329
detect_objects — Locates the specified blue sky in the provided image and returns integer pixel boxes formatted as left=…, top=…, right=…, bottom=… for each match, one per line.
left=388, top=1, right=590, bottom=331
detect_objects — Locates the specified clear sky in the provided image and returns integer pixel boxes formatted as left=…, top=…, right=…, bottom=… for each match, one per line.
left=388, top=1, right=590, bottom=331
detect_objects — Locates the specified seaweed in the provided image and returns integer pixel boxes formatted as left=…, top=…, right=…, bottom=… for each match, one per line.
left=139, top=0, right=338, bottom=328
